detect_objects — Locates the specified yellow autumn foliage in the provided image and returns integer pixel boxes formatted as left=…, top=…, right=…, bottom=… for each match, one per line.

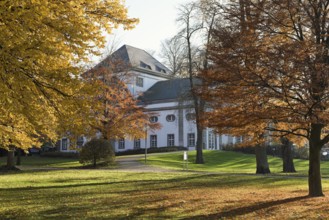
left=0, top=0, right=138, bottom=150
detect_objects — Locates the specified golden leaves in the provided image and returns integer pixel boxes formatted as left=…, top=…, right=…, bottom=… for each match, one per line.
left=0, top=0, right=138, bottom=149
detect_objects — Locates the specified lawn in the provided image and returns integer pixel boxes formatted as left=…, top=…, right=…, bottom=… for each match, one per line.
left=1, top=151, right=329, bottom=219
left=1, top=169, right=329, bottom=219
left=0, top=155, right=81, bottom=168
left=144, top=150, right=329, bottom=177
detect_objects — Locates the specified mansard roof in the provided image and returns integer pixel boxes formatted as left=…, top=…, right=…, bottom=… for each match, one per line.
left=139, top=78, right=200, bottom=104
left=98, top=45, right=172, bottom=77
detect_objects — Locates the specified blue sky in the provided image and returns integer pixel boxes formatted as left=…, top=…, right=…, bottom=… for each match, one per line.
left=105, top=0, right=189, bottom=58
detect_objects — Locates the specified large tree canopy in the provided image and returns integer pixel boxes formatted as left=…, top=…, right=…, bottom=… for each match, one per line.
left=201, top=0, right=329, bottom=196
left=0, top=0, right=138, bottom=150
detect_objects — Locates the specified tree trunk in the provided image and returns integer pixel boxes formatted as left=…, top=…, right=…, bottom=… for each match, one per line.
left=93, top=154, right=97, bottom=168
left=281, top=138, right=296, bottom=173
left=188, top=52, right=204, bottom=164
left=307, top=123, right=325, bottom=197
left=6, top=147, right=15, bottom=168
left=195, top=124, right=204, bottom=164
left=16, top=148, right=21, bottom=166
left=308, top=142, right=323, bottom=197
left=255, top=144, right=270, bottom=174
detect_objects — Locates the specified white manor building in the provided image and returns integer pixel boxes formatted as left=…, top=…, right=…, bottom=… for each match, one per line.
left=58, top=45, right=240, bottom=152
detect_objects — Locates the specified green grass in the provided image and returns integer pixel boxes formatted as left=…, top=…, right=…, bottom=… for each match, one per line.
left=144, top=150, right=329, bottom=177
left=2, top=151, right=329, bottom=178
left=1, top=152, right=329, bottom=218
left=0, top=155, right=81, bottom=168
left=0, top=169, right=328, bottom=219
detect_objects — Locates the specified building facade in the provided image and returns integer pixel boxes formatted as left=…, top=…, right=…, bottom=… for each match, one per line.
left=59, top=45, right=239, bottom=152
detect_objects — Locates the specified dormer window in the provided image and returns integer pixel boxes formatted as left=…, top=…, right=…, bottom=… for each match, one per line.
left=140, top=61, right=152, bottom=70
left=156, top=65, right=166, bottom=73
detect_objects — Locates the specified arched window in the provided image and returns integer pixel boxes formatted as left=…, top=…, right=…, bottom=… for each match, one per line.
left=186, top=113, right=196, bottom=121
left=166, top=114, right=176, bottom=122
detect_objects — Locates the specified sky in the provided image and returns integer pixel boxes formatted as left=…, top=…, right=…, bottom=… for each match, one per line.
left=103, top=0, right=189, bottom=60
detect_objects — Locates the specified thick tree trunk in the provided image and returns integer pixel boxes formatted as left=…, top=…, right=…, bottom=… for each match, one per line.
left=308, top=123, right=324, bottom=197
left=308, top=143, right=323, bottom=197
left=6, top=148, right=15, bottom=168
left=281, top=138, right=296, bottom=173
left=16, top=148, right=21, bottom=166
left=255, top=144, right=270, bottom=174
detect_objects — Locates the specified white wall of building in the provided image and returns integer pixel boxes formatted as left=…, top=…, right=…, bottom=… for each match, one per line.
left=112, top=101, right=240, bottom=152
left=58, top=136, right=87, bottom=153
left=59, top=53, right=241, bottom=153
left=126, top=70, right=169, bottom=97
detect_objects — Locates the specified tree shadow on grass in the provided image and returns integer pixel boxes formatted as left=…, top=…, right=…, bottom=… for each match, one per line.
left=5, top=172, right=303, bottom=193
left=0, top=173, right=212, bottom=195
left=182, top=195, right=309, bottom=219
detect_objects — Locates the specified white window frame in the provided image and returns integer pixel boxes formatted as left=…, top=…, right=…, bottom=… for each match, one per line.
left=118, top=138, right=125, bottom=149
left=236, top=136, right=242, bottom=144
left=167, top=134, right=175, bottom=146
left=61, top=138, right=68, bottom=151
left=134, top=139, right=141, bottom=149
left=150, top=135, right=157, bottom=148
left=187, top=133, right=195, bottom=147
left=76, top=136, right=84, bottom=148
left=208, top=132, right=215, bottom=148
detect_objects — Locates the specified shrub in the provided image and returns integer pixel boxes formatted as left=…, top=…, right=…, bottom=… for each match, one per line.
left=79, top=138, right=115, bottom=167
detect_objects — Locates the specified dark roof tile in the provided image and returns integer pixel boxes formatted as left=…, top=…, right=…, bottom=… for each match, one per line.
left=139, top=78, right=199, bottom=103
left=99, top=45, right=172, bottom=75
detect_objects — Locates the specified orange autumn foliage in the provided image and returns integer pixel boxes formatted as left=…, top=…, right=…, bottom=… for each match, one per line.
left=85, top=66, right=160, bottom=141
left=200, top=0, right=329, bottom=196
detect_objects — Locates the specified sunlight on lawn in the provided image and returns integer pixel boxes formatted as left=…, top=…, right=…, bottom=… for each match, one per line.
left=0, top=170, right=329, bottom=219
left=0, top=155, right=81, bottom=168
left=144, top=150, right=329, bottom=177
left=0, top=151, right=329, bottom=218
